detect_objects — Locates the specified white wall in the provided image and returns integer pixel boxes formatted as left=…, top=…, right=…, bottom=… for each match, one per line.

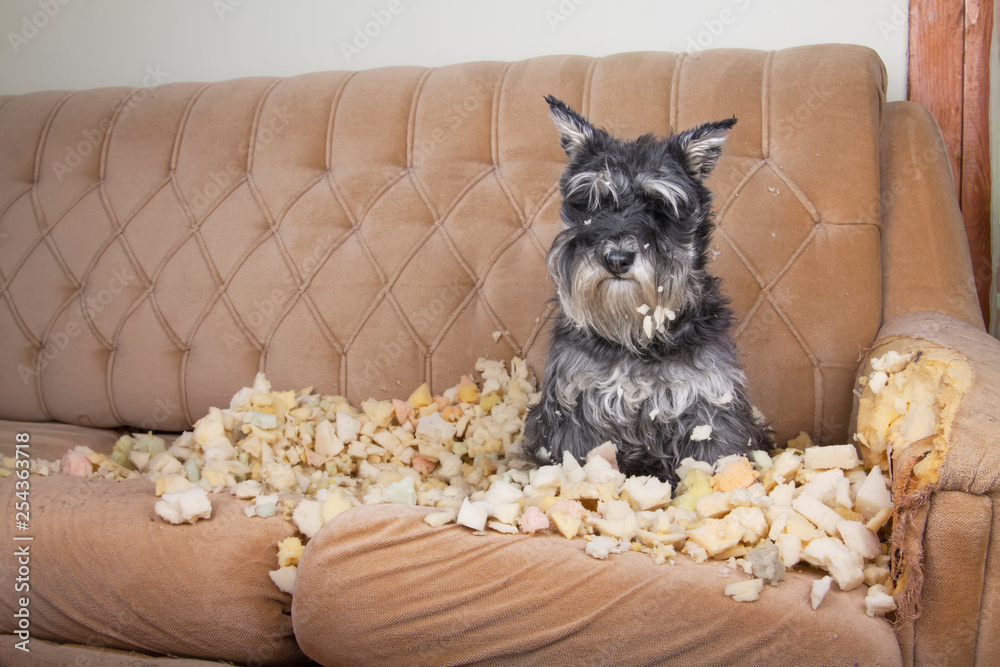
left=1, top=0, right=909, bottom=100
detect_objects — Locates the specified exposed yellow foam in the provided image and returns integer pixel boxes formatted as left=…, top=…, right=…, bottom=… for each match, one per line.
left=856, top=342, right=971, bottom=488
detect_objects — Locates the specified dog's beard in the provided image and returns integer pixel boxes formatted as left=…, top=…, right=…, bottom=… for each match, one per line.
left=550, top=237, right=696, bottom=353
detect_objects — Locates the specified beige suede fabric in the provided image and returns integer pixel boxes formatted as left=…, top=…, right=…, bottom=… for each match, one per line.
left=293, top=504, right=902, bottom=667
left=0, top=476, right=308, bottom=666
left=915, top=492, right=992, bottom=666
left=0, top=634, right=230, bottom=666
left=878, top=103, right=984, bottom=329
left=857, top=312, right=1000, bottom=667
left=0, top=45, right=885, bottom=448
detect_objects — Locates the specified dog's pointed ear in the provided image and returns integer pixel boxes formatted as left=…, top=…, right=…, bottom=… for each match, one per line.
left=672, top=117, right=737, bottom=178
left=545, top=95, right=600, bottom=159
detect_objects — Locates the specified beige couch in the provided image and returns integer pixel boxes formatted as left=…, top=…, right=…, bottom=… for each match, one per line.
left=0, top=45, right=996, bottom=666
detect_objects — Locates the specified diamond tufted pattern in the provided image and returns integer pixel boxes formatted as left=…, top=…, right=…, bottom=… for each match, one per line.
left=0, top=46, right=885, bottom=444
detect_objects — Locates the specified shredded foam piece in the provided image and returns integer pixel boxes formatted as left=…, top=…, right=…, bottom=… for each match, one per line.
left=61, top=449, right=92, bottom=477
left=424, top=508, right=458, bottom=527
left=803, top=444, right=859, bottom=471
left=725, top=578, right=764, bottom=602
left=811, top=575, right=833, bottom=610
left=585, top=536, right=629, bottom=560
left=269, top=566, right=297, bottom=595
left=277, top=537, right=304, bottom=567
left=154, top=488, right=212, bottom=525
left=864, top=585, right=898, bottom=617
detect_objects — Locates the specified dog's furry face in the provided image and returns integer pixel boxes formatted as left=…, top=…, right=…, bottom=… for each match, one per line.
left=545, top=96, right=735, bottom=354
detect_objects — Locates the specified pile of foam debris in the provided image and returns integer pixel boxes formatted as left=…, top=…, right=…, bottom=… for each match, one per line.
left=7, top=356, right=905, bottom=616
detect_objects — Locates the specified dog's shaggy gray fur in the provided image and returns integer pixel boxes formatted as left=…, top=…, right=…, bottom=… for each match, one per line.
left=522, top=97, right=771, bottom=482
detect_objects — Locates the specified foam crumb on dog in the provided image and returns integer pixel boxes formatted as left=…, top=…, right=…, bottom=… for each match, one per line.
left=690, top=424, right=713, bottom=441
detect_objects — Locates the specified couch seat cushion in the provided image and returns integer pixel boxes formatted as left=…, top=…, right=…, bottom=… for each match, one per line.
left=0, top=475, right=309, bottom=665
left=294, top=505, right=902, bottom=666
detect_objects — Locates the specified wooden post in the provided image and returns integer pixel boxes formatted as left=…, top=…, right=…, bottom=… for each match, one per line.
left=908, top=0, right=994, bottom=326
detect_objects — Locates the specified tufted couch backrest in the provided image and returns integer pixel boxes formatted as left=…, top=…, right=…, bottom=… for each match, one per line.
left=0, top=45, right=886, bottom=445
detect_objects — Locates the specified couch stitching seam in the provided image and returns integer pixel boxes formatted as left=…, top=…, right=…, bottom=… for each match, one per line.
left=669, top=52, right=686, bottom=132
left=762, top=50, right=773, bottom=159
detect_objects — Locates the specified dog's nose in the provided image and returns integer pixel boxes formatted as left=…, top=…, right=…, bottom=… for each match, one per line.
left=602, top=248, right=635, bottom=275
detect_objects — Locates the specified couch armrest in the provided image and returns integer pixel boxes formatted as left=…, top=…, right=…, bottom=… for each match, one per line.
left=853, top=311, right=1000, bottom=666
left=879, top=102, right=984, bottom=329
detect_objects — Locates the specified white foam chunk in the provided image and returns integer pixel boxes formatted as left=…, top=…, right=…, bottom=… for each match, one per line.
left=810, top=575, right=833, bottom=610
left=385, top=476, right=417, bottom=505
left=621, top=476, right=672, bottom=511
left=154, top=488, right=212, bottom=525
left=870, top=350, right=913, bottom=374
left=424, top=508, right=458, bottom=527
left=837, top=520, right=882, bottom=560
left=865, top=589, right=898, bottom=617
left=269, top=566, right=297, bottom=595
left=586, top=536, right=626, bottom=560
left=335, top=411, right=362, bottom=443
left=854, top=466, right=892, bottom=522
left=457, top=498, right=489, bottom=531
left=725, top=578, right=764, bottom=602
left=802, top=537, right=865, bottom=591
left=804, top=444, right=860, bottom=470
left=792, top=493, right=843, bottom=535
left=292, top=498, right=325, bottom=538
left=691, top=424, right=713, bottom=441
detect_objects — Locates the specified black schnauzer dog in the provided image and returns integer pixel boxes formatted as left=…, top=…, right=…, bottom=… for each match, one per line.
left=522, top=96, right=770, bottom=483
